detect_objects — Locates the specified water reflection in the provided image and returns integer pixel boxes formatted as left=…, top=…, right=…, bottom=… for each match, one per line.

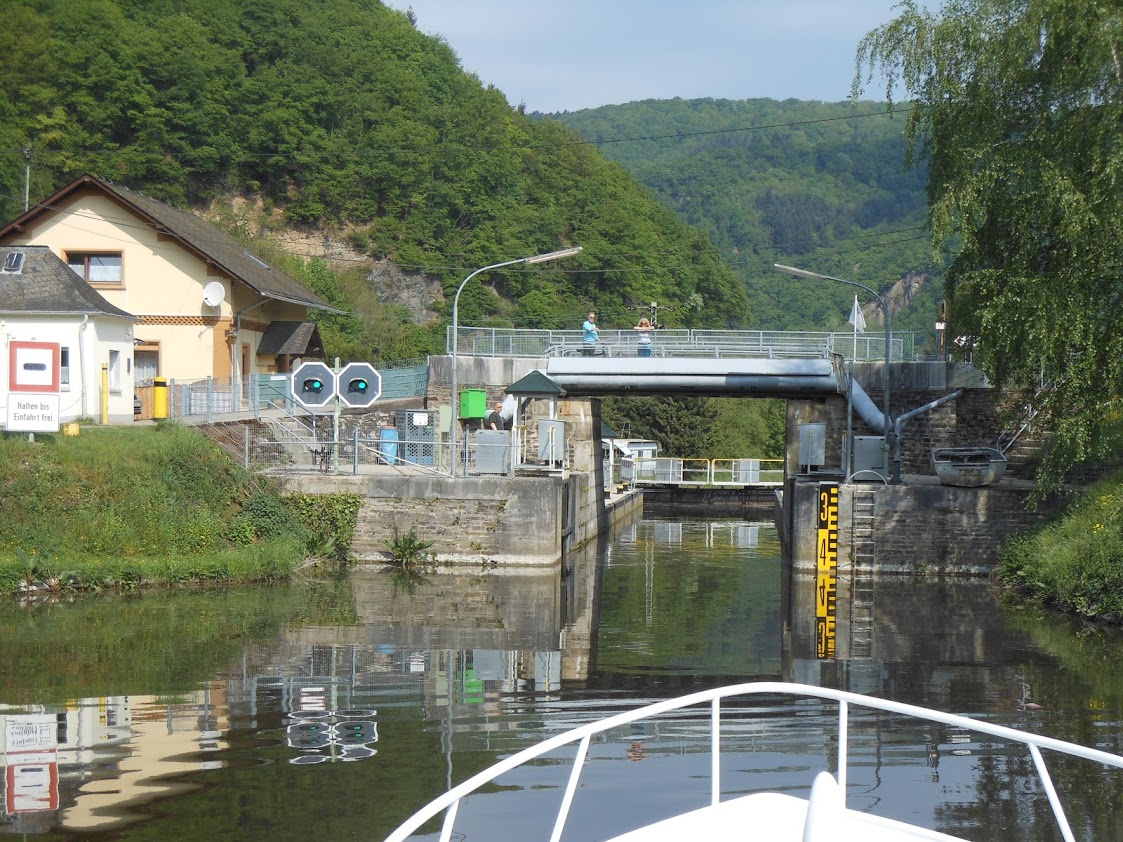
left=0, top=518, right=1122, bottom=840
left=0, top=692, right=227, bottom=835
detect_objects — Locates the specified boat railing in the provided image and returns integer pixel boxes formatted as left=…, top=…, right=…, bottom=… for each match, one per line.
left=384, top=681, right=1123, bottom=842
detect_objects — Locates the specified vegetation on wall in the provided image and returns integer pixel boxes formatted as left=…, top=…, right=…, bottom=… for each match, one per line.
left=1000, top=469, right=1123, bottom=624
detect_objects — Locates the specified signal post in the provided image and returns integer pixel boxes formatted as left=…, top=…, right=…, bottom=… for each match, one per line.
left=290, top=359, right=381, bottom=471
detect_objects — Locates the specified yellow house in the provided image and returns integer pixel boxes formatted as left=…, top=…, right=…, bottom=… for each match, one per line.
left=0, top=173, right=344, bottom=401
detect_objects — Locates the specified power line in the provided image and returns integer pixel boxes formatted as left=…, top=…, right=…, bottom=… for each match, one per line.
left=0, top=105, right=913, bottom=161
left=2, top=188, right=933, bottom=279
left=575, top=107, right=913, bottom=147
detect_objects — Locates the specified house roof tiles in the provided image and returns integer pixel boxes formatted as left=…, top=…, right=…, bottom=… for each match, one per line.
left=0, top=174, right=347, bottom=315
left=0, top=245, right=135, bottom=318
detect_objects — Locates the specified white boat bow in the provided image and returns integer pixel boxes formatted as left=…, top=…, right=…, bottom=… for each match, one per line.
left=385, top=681, right=1123, bottom=842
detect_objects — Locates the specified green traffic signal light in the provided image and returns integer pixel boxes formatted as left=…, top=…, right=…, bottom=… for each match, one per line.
left=303, top=378, right=323, bottom=394
left=348, top=378, right=369, bottom=394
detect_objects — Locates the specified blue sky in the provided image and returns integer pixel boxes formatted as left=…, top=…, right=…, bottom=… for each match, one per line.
left=382, top=1, right=914, bottom=112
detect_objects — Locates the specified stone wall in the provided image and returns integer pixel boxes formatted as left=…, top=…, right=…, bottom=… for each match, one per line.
left=787, top=478, right=1061, bottom=575
left=272, top=473, right=565, bottom=566
left=787, top=366, right=1044, bottom=481
left=840, top=481, right=1059, bottom=574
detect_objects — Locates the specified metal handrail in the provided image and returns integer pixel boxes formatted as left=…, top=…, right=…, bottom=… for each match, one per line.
left=629, top=457, right=784, bottom=487
left=448, top=326, right=921, bottom=361
left=384, top=681, right=1123, bottom=842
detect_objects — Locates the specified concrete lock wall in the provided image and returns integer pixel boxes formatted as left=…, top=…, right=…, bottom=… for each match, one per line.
left=267, top=377, right=619, bottom=568
left=426, top=355, right=548, bottom=410
left=788, top=361, right=1044, bottom=480
left=273, top=473, right=566, bottom=566
left=786, top=478, right=1060, bottom=575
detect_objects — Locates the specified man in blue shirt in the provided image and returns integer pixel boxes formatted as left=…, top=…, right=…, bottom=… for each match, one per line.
left=582, top=311, right=598, bottom=356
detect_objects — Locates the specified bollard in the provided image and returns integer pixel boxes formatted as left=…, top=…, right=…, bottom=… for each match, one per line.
left=154, top=377, right=168, bottom=419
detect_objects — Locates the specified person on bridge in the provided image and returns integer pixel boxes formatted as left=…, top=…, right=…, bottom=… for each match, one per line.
left=582, top=311, right=599, bottom=356
left=634, top=317, right=653, bottom=357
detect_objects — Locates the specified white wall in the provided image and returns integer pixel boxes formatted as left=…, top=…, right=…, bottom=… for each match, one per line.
left=0, top=315, right=136, bottom=425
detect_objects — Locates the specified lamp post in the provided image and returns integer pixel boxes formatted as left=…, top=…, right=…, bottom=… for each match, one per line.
left=773, top=263, right=898, bottom=483
left=450, top=246, right=582, bottom=476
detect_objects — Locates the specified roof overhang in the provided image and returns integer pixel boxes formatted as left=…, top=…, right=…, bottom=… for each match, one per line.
left=256, top=321, right=325, bottom=357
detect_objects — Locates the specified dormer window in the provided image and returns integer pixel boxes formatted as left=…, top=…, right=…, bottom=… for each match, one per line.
left=1, top=251, right=24, bottom=273
left=67, top=252, right=123, bottom=287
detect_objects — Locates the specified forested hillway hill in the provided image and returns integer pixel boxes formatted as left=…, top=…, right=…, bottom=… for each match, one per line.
left=550, top=98, right=944, bottom=336
left=0, top=0, right=939, bottom=456
left=0, top=0, right=748, bottom=360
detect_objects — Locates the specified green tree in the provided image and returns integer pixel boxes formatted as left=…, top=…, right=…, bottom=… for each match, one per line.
left=855, top=0, right=1123, bottom=490
left=554, top=97, right=937, bottom=332
left=602, top=396, right=717, bottom=456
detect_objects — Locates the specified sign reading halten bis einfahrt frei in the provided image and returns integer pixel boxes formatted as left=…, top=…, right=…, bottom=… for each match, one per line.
left=6, top=341, right=61, bottom=433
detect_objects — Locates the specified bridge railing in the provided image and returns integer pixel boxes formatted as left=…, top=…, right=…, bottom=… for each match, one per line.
left=449, top=326, right=919, bottom=361
left=629, top=457, right=784, bottom=488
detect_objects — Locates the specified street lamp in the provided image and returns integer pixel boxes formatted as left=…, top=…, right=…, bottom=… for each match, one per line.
left=773, top=263, right=898, bottom=483
left=450, top=246, right=583, bottom=476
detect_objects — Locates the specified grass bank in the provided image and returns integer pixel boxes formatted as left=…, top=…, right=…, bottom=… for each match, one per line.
left=0, top=424, right=361, bottom=597
left=1000, top=468, right=1123, bottom=623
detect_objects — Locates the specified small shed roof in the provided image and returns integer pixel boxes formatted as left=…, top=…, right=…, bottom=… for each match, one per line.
left=256, top=321, right=324, bottom=357
left=506, top=369, right=564, bottom=396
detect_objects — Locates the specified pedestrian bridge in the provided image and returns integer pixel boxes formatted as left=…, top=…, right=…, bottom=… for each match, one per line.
left=452, top=326, right=921, bottom=363
left=540, top=356, right=844, bottom=399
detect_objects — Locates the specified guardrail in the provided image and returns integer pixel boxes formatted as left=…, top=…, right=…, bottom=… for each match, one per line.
left=450, top=326, right=921, bottom=362
left=626, top=457, right=784, bottom=487
left=213, top=423, right=544, bottom=478
left=384, top=682, right=1123, bottom=842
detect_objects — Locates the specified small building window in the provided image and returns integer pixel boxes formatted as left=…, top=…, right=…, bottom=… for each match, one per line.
left=67, top=252, right=123, bottom=286
left=2, top=251, right=25, bottom=273
left=60, top=346, right=70, bottom=388
left=108, top=349, right=121, bottom=391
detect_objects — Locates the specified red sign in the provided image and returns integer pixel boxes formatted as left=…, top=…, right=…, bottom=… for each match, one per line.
left=4, top=753, right=59, bottom=813
left=8, top=341, right=60, bottom=394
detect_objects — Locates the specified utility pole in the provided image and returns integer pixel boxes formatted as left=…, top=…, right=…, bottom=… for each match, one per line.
left=23, top=146, right=31, bottom=212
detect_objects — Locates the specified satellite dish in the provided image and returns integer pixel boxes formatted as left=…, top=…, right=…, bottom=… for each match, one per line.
left=202, top=282, right=226, bottom=307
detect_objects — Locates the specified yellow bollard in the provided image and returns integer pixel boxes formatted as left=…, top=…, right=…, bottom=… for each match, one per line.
left=154, top=376, right=168, bottom=420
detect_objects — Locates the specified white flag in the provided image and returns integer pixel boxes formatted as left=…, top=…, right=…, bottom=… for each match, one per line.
left=848, top=295, right=867, bottom=333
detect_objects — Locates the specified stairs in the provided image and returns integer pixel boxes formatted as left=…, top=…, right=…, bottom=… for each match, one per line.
left=847, top=486, right=878, bottom=660
left=260, top=414, right=320, bottom=467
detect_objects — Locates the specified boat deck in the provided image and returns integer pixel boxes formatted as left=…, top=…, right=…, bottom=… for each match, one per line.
left=606, top=788, right=965, bottom=842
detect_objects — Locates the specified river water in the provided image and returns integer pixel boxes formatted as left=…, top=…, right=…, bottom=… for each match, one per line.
left=2, top=515, right=1123, bottom=841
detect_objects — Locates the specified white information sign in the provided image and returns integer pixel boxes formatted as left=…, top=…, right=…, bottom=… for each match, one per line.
left=6, top=394, right=61, bottom=433
left=3, top=715, right=57, bottom=753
